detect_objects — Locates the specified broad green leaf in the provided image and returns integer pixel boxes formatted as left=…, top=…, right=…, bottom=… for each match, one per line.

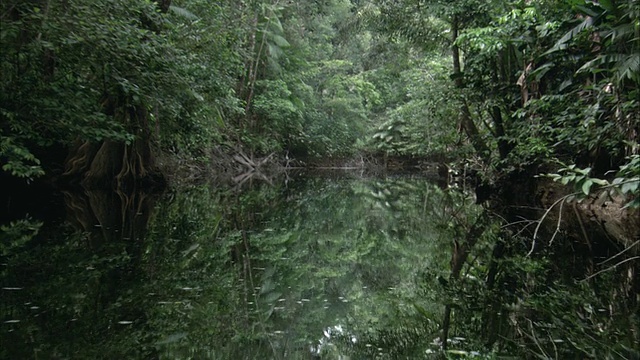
left=621, top=180, right=639, bottom=194
left=591, top=178, right=608, bottom=186
left=582, top=179, right=593, bottom=195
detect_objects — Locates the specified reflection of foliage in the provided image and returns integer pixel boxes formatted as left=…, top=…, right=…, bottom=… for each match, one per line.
left=2, top=176, right=636, bottom=358
left=1, top=224, right=156, bottom=358
left=1, top=176, right=460, bottom=358
left=237, top=177, right=471, bottom=358
left=413, top=227, right=639, bottom=358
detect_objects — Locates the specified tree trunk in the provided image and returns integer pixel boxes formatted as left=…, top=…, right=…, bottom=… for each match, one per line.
left=83, top=140, right=124, bottom=188
left=62, top=100, right=160, bottom=190
left=451, top=15, right=490, bottom=160
left=155, top=0, right=171, bottom=13
left=245, top=14, right=267, bottom=131
left=491, top=105, right=512, bottom=160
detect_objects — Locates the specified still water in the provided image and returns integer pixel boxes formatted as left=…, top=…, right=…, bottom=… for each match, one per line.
left=1, top=173, right=637, bottom=359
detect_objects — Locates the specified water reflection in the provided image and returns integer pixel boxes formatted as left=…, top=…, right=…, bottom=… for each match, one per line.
left=1, top=188, right=161, bottom=358
left=1, top=174, right=637, bottom=359
left=63, top=189, right=155, bottom=246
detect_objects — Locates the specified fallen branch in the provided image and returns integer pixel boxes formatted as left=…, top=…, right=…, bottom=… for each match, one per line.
left=581, top=256, right=640, bottom=281
left=233, top=153, right=255, bottom=169
left=528, top=192, right=579, bottom=257
left=597, top=240, right=639, bottom=266
left=233, top=151, right=276, bottom=171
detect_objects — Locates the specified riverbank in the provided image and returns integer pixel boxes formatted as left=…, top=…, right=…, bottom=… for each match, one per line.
left=155, top=146, right=455, bottom=188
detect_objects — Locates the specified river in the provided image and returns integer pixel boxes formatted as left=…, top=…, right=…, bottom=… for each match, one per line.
left=1, top=172, right=637, bottom=359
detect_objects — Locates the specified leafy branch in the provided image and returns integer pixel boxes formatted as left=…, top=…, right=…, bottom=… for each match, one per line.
left=545, top=157, right=640, bottom=208
left=529, top=157, right=640, bottom=256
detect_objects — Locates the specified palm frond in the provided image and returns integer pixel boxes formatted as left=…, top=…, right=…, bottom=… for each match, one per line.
left=335, top=2, right=380, bottom=43
left=577, top=53, right=625, bottom=73
left=545, top=16, right=594, bottom=54
left=577, top=53, right=639, bottom=83
left=618, top=52, right=640, bottom=81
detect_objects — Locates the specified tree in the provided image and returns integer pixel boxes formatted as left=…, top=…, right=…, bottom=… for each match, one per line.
left=1, top=0, right=179, bottom=187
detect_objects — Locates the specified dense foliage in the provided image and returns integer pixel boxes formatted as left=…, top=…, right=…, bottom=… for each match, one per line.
left=1, top=0, right=638, bottom=358
left=2, top=177, right=636, bottom=358
left=2, top=0, right=638, bottom=184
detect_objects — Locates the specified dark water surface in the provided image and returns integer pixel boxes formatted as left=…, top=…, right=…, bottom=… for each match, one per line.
left=1, top=173, right=637, bottom=359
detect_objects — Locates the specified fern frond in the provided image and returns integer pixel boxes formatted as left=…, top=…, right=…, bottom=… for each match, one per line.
left=169, top=5, right=198, bottom=20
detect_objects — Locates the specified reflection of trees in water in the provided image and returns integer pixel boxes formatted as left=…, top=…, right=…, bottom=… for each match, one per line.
left=0, top=187, right=161, bottom=359
left=61, top=188, right=159, bottom=356
left=63, top=188, right=157, bottom=305
left=63, top=188, right=155, bottom=248
left=356, top=193, right=639, bottom=359
left=312, top=176, right=639, bottom=358
left=4, top=177, right=635, bottom=358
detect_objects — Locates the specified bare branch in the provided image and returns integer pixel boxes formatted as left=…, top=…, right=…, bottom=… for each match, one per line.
left=527, top=192, right=579, bottom=257
left=581, top=256, right=640, bottom=281
left=597, top=240, right=640, bottom=266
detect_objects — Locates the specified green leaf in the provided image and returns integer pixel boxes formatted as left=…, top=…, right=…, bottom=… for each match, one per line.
left=612, top=178, right=624, bottom=185
left=413, top=303, right=434, bottom=320
left=578, top=167, right=591, bottom=175
left=270, top=34, right=290, bottom=48
left=621, top=180, right=639, bottom=194
left=591, top=178, right=608, bottom=186
left=169, top=6, right=198, bottom=20
left=622, top=198, right=640, bottom=209
left=582, top=179, right=593, bottom=195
